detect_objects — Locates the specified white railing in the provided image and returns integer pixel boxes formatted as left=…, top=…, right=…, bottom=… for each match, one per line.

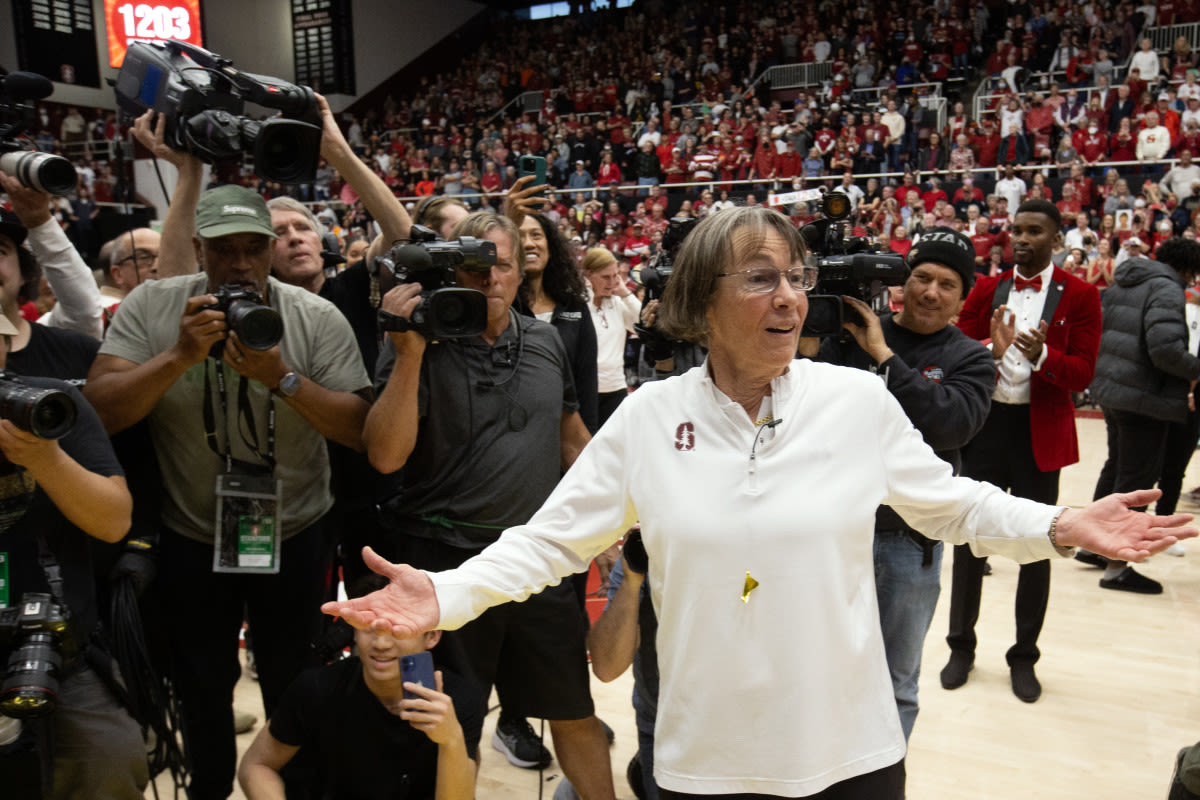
left=1146, top=22, right=1200, bottom=53
left=756, top=62, right=834, bottom=91
left=972, top=66, right=1128, bottom=121
left=485, top=90, right=545, bottom=125
left=353, top=155, right=1179, bottom=209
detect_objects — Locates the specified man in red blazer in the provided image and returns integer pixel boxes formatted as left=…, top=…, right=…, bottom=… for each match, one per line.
left=940, top=199, right=1101, bottom=703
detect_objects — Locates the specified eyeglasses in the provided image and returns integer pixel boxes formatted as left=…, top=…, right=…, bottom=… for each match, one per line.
left=717, top=265, right=818, bottom=294
left=116, top=249, right=159, bottom=269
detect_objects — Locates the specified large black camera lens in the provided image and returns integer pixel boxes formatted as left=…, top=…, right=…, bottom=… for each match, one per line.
left=0, top=151, right=77, bottom=196
left=0, top=380, right=76, bottom=440
left=226, top=300, right=284, bottom=351
left=0, top=632, right=62, bottom=719
left=249, top=119, right=323, bottom=185
left=423, top=289, right=488, bottom=339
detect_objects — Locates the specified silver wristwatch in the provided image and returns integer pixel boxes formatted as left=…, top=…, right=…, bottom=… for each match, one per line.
left=274, top=371, right=301, bottom=398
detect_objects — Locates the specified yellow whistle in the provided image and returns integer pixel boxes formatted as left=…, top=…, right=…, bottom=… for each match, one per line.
left=741, top=572, right=759, bottom=603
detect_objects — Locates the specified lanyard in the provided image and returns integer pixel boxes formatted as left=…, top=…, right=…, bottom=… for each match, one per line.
left=202, top=360, right=276, bottom=473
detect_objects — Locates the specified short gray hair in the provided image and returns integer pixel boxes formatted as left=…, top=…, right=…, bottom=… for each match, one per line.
left=658, top=205, right=806, bottom=344
left=451, top=211, right=522, bottom=278
left=266, top=196, right=326, bottom=237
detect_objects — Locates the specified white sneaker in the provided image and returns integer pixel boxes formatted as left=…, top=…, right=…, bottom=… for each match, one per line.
left=1165, top=542, right=1186, bottom=557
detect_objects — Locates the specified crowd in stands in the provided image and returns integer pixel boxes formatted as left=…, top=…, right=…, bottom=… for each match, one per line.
left=11, top=0, right=1200, bottom=299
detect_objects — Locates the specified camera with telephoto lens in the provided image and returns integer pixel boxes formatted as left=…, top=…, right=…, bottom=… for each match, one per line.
left=0, top=372, right=76, bottom=440
left=376, top=224, right=494, bottom=340
left=0, top=68, right=76, bottom=195
left=799, top=191, right=908, bottom=337
left=205, top=285, right=283, bottom=359
left=112, top=41, right=322, bottom=184
left=0, top=593, right=77, bottom=719
left=640, top=216, right=699, bottom=303
left=636, top=215, right=699, bottom=363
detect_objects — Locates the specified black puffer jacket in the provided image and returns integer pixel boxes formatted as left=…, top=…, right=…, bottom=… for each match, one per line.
left=1090, top=257, right=1200, bottom=422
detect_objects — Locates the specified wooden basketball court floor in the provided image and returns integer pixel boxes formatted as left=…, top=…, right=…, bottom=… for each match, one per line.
left=163, top=412, right=1200, bottom=799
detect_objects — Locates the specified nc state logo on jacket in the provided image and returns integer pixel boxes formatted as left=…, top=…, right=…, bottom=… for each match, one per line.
left=921, top=365, right=945, bottom=383
left=674, top=422, right=695, bottom=451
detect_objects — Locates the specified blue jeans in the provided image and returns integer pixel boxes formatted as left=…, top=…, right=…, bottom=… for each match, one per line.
left=874, top=529, right=943, bottom=742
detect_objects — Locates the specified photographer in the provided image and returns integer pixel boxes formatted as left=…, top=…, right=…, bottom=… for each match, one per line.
left=0, top=174, right=105, bottom=340
left=365, top=212, right=614, bottom=800
left=0, top=212, right=99, bottom=387
left=803, top=229, right=995, bottom=740
left=0, top=213, right=142, bottom=797
left=83, top=185, right=371, bottom=800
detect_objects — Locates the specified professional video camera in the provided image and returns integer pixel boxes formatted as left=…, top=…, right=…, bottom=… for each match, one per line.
left=635, top=215, right=700, bottom=368
left=0, top=68, right=76, bottom=195
left=640, top=216, right=698, bottom=303
left=0, top=372, right=76, bottom=440
left=112, top=41, right=322, bottom=184
left=0, top=593, right=77, bottom=719
left=205, top=285, right=284, bottom=360
left=376, top=224, right=495, bottom=340
left=799, top=191, right=909, bottom=337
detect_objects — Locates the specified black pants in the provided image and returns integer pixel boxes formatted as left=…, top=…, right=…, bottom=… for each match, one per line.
left=598, top=389, right=627, bottom=428
left=658, top=759, right=904, bottom=800
left=946, top=402, right=1060, bottom=667
left=1094, top=407, right=1171, bottom=510
left=1157, top=402, right=1200, bottom=516
left=159, top=519, right=331, bottom=800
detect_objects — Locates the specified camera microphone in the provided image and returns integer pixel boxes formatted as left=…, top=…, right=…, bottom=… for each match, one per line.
left=491, top=342, right=516, bottom=367
left=1, top=71, right=54, bottom=100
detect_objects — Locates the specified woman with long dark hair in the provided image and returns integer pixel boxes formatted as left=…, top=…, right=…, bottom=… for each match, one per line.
left=515, top=212, right=600, bottom=433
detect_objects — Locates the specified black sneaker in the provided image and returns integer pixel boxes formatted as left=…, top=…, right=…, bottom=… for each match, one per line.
left=1099, top=566, right=1163, bottom=595
left=1010, top=663, right=1042, bottom=703
left=940, top=651, right=973, bottom=690
left=492, top=717, right=553, bottom=769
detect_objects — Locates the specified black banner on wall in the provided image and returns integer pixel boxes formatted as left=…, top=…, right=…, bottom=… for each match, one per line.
left=291, top=0, right=355, bottom=95
left=11, top=0, right=101, bottom=88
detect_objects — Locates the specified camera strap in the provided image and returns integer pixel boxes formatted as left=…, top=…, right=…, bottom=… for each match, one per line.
left=34, top=534, right=65, bottom=607
left=202, top=360, right=276, bottom=474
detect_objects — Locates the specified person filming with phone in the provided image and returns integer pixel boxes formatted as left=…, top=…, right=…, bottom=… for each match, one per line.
left=237, top=574, right=481, bottom=800
left=329, top=205, right=1194, bottom=800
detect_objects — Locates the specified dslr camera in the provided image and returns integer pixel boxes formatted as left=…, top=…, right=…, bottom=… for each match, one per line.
left=640, top=216, right=698, bottom=303
left=376, top=224, right=495, bottom=340
left=206, top=285, right=284, bottom=359
left=0, top=372, right=76, bottom=440
left=799, top=191, right=908, bottom=337
left=0, top=68, right=76, bottom=195
left=0, top=593, right=77, bottom=719
left=113, top=41, right=322, bottom=184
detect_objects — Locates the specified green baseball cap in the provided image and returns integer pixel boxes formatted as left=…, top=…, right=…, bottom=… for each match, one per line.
left=194, top=185, right=277, bottom=239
